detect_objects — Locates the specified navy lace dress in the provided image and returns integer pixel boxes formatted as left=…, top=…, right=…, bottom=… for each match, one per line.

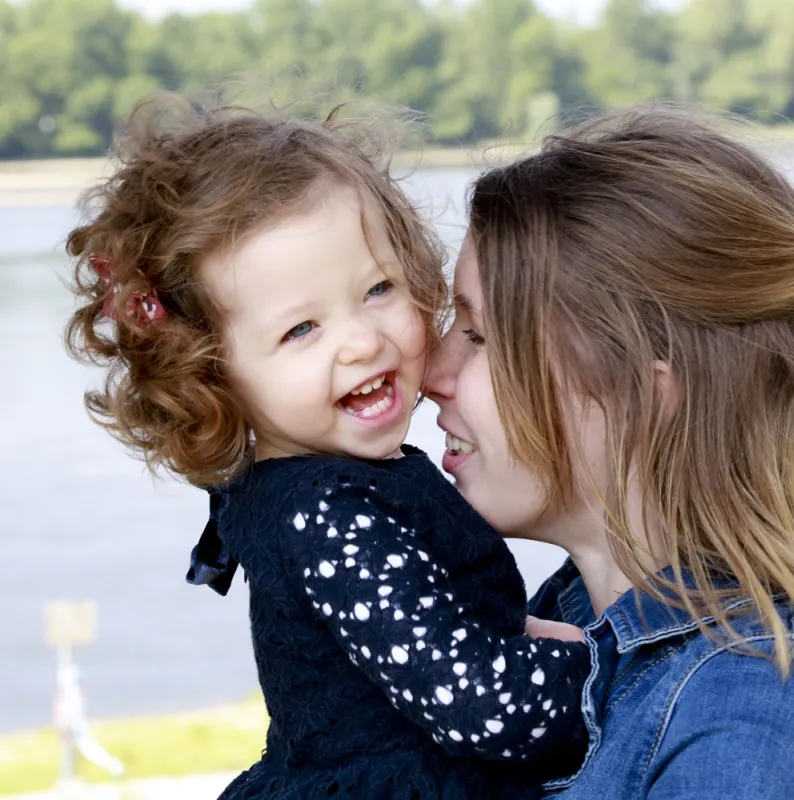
left=188, top=446, right=589, bottom=799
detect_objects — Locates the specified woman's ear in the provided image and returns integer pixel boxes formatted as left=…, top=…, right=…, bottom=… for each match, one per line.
left=652, top=360, right=679, bottom=421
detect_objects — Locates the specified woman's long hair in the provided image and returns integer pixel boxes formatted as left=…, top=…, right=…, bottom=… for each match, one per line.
left=471, top=106, right=794, bottom=672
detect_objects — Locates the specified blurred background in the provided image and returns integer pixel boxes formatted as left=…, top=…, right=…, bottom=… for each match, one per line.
left=3, top=0, right=794, bottom=796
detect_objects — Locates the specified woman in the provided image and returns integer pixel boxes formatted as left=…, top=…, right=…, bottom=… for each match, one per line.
left=425, top=106, right=794, bottom=798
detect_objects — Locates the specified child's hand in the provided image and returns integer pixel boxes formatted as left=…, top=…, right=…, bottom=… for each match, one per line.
left=525, top=615, right=585, bottom=642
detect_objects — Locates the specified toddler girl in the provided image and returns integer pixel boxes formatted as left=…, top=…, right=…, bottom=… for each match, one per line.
left=65, top=93, right=590, bottom=799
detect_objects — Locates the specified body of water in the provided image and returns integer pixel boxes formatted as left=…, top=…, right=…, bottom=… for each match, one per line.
left=0, top=167, right=570, bottom=734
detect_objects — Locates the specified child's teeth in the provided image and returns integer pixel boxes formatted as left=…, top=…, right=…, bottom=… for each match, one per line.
left=353, top=392, right=393, bottom=418
left=350, top=374, right=386, bottom=396
left=445, top=433, right=475, bottom=453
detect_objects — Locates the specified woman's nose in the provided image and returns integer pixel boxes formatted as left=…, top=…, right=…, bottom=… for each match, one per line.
left=423, top=331, right=459, bottom=403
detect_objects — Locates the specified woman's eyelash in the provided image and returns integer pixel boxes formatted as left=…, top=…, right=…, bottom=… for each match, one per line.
left=462, top=328, right=485, bottom=346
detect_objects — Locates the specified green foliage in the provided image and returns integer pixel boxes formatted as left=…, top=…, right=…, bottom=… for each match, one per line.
left=576, top=0, right=675, bottom=108
left=2, top=0, right=794, bottom=158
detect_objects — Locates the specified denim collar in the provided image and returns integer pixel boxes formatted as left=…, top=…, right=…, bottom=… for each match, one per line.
left=542, top=559, right=789, bottom=794
left=555, top=559, right=770, bottom=653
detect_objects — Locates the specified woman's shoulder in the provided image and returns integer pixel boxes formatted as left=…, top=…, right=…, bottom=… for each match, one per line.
left=672, top=601, right=794, bottom=698
left=557, top=612, right=794, bottom=798
left=644, top=623, right=794, bottom=794
left=632, top=598, right=794, bottom=759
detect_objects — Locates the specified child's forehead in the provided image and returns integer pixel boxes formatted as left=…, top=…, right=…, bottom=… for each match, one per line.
left=266, top=183, right=397, bottom=270
left=316, top=179, right=393, bottom=241
left=255, top=182, right=395, bottom=259
left=245, top=180, right=392, bottom=250
left=198, top=182, right=400, bottom=315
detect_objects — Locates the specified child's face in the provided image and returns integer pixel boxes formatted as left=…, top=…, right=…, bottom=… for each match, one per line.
left=200, top=183, right=427, bottom=461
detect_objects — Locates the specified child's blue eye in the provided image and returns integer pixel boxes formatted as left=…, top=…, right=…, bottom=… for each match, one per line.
left=282, top=321, right=316, bottom=343
left=462, top=328, right=485, bottom=346
left=367, top=280, right=393, bottom=298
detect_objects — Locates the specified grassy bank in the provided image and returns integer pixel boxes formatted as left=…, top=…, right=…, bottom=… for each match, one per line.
left=0, top=697, right=268, bottom=796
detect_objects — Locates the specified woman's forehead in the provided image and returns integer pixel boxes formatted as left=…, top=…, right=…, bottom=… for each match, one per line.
left=452, top=241, right=482, bottom=311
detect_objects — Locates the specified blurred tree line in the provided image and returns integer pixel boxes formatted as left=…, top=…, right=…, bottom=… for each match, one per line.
left=2, top=0, right=794, bottom=159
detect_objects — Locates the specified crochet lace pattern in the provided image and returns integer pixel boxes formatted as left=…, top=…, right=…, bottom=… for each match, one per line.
left=188, top=446, right=590, bottom=798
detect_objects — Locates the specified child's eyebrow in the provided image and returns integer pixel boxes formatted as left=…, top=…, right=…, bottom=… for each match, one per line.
left=269, top=299, right=316, bottom=326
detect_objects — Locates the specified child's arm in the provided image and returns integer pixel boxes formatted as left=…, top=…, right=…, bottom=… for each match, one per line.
left=525, top=616, right=585, bottom=642
left=280, top=483, right=590, bottom=763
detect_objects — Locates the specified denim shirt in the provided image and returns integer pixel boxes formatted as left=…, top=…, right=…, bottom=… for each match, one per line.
left=528, top=559, right=794, bottom=799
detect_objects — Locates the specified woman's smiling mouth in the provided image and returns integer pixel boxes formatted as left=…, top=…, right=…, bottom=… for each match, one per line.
left=442, top=431, right=477, bottom=473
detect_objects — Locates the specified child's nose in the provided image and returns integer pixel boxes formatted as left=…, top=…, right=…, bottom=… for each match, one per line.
left=338, top=318, right=385, bottom=365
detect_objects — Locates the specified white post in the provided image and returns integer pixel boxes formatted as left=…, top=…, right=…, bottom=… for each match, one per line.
left=44, top=601, right=125, bottom=788
left=55, top=643, right=76, bottom=781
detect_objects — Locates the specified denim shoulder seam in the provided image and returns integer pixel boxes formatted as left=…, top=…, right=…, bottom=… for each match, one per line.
left=642, top=631, right=783, bottom=778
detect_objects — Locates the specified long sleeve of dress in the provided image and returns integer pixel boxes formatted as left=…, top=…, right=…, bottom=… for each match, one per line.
left=277, top=482, right=590, bottom=763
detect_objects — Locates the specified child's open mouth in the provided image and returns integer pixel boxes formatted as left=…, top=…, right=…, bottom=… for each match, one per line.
left=340, top=372, right=397, bottom=419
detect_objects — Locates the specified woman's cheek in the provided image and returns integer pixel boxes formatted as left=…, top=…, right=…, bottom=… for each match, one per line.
left=462, top=352, right=500, bottom=432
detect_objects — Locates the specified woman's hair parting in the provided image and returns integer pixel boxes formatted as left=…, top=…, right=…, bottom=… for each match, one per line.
left=65, top=92, right=447, bottom=486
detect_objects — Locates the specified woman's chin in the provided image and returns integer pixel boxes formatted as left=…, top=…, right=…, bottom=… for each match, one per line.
left=456, top=479, right=552, bottom=541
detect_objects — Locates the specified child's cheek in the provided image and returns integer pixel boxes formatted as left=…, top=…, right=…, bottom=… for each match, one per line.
left=406, top=308, right=430, bottom=362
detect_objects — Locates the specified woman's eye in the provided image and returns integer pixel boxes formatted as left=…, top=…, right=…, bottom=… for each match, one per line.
left=281, top=321, right=316, bottom=343
left=462, top=328, right=485, bottom=346
left=367, top=280, right=393, bottom=298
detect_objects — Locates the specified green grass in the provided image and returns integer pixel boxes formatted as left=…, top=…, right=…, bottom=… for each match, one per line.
left=0, top=697, right=268, bottom=795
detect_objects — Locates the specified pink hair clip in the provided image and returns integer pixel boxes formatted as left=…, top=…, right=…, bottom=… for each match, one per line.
left=89, top=254, right=167, bottom=328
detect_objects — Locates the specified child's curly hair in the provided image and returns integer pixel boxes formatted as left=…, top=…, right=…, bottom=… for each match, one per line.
left=65, top=92, right=447, bottom=486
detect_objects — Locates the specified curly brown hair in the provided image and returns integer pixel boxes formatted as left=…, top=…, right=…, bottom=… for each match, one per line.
left=65, top=92, right=447, bottom=486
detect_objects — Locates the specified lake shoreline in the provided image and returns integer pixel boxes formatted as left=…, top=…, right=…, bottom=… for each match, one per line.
left=4, top=130, right=794, bottom=207
left=0, top=147, right=524, bottom=207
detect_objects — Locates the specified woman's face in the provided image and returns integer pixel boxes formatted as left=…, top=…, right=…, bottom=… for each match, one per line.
left=424, top=237, right=608, bottom=544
